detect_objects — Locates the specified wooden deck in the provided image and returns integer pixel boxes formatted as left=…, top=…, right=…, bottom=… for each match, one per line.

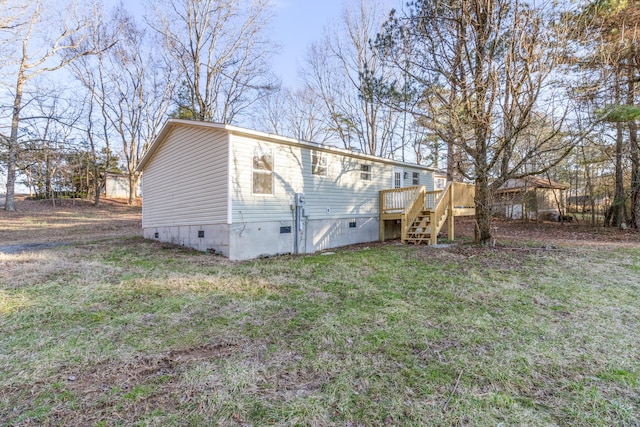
left=379, top=182, right=475, bottom=245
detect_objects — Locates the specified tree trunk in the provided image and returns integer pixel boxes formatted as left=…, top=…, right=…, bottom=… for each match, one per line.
left=128, top=173, right=139, bottom=206
left=630, top=119, right=640, bottom=228
left=446, top=139, right=455, bottom=181
left=628, top=74, right=639, bottom=228
left=474, top=172, right=492, bottom=245
left=5, top=68, right=25, bottom=211
left=609, top=121, right=626, bottom=227
left=93, top=165, right=101, bottom=207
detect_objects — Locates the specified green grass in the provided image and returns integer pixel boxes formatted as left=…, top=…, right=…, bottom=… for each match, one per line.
left=1, top=238, right=639, bottom=426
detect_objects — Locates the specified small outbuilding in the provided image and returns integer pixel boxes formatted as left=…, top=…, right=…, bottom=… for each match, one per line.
left=103, top=173, right=141, bottom=199
left=493, top=176, right=567, bottom=221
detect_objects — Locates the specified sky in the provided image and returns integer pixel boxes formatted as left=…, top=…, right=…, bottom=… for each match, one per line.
left=105, top=0, right=402, bottom=88
left=270, top=0, right=402, bottom=87
left=270, top=0, right=350, bottom=87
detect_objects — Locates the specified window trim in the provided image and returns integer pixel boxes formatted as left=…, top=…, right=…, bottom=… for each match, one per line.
left=311, top=151, right=328, bottom=177
left=360, top=164, right=371, bottom=181
left=252, top=145, right=274, bottom=195
left=412, top=172, right=420, bottom=185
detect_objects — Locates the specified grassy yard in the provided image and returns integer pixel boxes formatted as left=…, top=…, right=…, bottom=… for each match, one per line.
left=1, top=234, right=639, bottom=426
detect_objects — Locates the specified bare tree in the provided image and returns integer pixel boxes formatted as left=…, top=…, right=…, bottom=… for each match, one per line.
left=252, top=85, right=288, bottom=136
left=2, top=0, right=98, bottom=211
left=151, top=0, right=277, bottom=124
left=107, top=6, right=176, bottom=205
left=71, top=3, right=176, bottom=206
left=302, top=0, right=403, bottom=156
left=253, top=86, right=330, bottom=143
left=378, top=0, right=575, bottom=244
left=18, top=87, right=76, bottom=203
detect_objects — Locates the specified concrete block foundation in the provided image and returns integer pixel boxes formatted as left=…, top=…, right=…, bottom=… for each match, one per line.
left=144, top=216, right=381, bottom=260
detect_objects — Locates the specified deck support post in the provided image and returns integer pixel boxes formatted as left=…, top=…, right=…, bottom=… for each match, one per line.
left=429, top=210, right=437, bottom=245
left=448, top=182, right=455, bottom=241
left=379, top=192, right=385, bottom=242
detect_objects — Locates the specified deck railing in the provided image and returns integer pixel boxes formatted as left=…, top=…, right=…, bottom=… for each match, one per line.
left=428, top=182, right=452, bottom=244
left=380, top=186, right=421, bottom=215
left=425, top=190, right=442, bottom=210
left=451, top=182, right=476, bottom=215
left=380, top=181, right=476, bottom=244
left=402, top=186, right=426, bottom=242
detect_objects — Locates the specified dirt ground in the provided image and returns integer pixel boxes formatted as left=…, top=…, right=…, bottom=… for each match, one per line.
left=0, top=195, right=142, bottom=247
left=0, top=195, right=638, bottom=250
left=453, top=216, right=640, bottom=248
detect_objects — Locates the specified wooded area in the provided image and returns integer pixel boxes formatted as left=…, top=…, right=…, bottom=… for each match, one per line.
left=1, top=0, right=639, bottom=244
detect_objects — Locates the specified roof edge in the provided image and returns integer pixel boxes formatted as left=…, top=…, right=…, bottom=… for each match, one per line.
left=137, top=119, right=440, bottom=173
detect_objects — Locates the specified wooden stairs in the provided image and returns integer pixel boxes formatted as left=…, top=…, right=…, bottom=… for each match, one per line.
left=379, top=181, right=475, bottom=245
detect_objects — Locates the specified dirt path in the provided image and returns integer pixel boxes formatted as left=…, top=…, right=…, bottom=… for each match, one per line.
left=0, top=241, right=69, bottom=254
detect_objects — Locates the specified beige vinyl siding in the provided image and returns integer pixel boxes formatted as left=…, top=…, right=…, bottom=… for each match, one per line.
left=142, top=126, right=228, bottom=227
left=230, top=134, right=434, bottom=223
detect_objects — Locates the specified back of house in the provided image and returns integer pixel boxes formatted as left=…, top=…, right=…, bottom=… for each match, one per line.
left=137, top=119, right=437, bottom=260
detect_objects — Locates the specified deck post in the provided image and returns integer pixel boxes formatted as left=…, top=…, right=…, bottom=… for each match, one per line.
left=448, top=182, right=455, bottom=241
left=379, top=191, right=385, bottom=242
left=428, top=210, right=435, bottom=245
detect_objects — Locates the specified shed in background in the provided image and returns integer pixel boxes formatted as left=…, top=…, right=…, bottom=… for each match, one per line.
left=494, top=177, right=567, bottom=221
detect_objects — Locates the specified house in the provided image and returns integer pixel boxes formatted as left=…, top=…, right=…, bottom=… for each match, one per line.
left=493, top=177, right=567, bottom=220
left=103, top=173, right=141, bottom=199
left=137, top=119, right=474, bottom=260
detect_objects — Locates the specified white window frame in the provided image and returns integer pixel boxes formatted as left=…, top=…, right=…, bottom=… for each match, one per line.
left=412, top=172, right=420, bottom=185
left=360, top=164, right=371, bottom=181
left=312, top=151, right=328, bottom=176
left=252, top=145, right=274, bottom=195
left=392, top=167, right=403, bottom=188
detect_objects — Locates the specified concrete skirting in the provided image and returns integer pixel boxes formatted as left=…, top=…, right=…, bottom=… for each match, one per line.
left=144, top=216, right=380, bottom=260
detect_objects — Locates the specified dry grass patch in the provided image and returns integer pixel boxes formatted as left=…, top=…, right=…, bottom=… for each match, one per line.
left=0, top=196, right=141, bottom=246
left=0, top=217, right=639, bottom=425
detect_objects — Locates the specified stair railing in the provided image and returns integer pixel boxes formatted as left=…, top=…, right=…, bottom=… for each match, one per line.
left=402, top=186, right=426, bottom=243
left=428, top=181, right=452, bottom=244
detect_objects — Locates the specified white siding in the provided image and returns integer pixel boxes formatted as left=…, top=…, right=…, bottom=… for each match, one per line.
left=104, top=175, right=141, bottom=198
left=142, top=126, right=228, bottom=227
left=230, top=134, right=434, bottom=223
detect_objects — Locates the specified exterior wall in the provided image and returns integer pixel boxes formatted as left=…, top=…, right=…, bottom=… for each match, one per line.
left=230, top=133, right=433, bottom=223
left=495, top=188, right=565, bottom=220
left=227, top=132, right=433, bottom=258
left=143, top=224, right=230, bottom=256
left=142, top=125, right=229, bottom=228
left=532, top=188, right=565, bottom=220
left=227, top=217, right=379, bottom=261
left=104, top=175, right=141, bottom=198
left=139, top=121, right=437, bottom=259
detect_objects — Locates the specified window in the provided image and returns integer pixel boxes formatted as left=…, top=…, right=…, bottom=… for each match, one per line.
left=312, top=151, right=327, bottom=176
left=394, top=171, right=401, bottom=188
left=413, top=172, right=420, bottom=185
left=253, top=146, right=273, bottom=194
left=360, top=164, right=371, bottom=181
